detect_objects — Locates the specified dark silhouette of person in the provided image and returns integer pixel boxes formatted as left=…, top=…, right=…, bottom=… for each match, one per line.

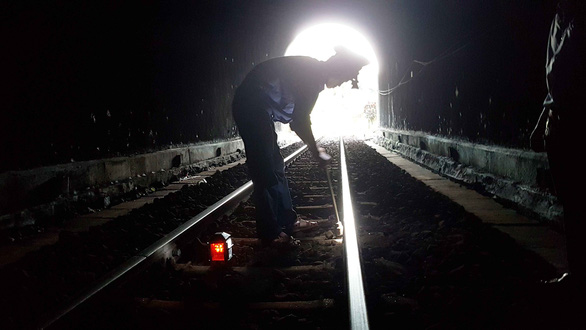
left=531, top=0, right=585, bottom=287
left=232, top=47, right=368, bottom=246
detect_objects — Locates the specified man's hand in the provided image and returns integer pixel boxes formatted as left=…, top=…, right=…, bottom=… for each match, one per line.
left=530, top=107, right=548, bottom=153
left=315, top=147, right=331, bottom=168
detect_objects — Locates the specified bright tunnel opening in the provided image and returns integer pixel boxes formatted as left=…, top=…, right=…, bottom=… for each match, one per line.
left=280, top=22, right=379, bottom=141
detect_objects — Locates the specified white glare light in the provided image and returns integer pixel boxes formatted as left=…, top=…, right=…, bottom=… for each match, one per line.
left=284, top=23, right=379, bottom=139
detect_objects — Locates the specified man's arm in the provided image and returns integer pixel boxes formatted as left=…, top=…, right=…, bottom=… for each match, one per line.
left=291, top=119, right=331, bottom=166
left=290, top=118, right=318, bottom=155
left=530, top=94, right=554, bottom=153
left=289, top=86, right=321, bottom=154
left=530, top=106, right=547, bottom=152
left=289, top=73, right=331, bottom=166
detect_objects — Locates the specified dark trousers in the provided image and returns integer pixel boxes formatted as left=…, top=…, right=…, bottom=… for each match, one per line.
left=233, top=100, right=297, bottom=241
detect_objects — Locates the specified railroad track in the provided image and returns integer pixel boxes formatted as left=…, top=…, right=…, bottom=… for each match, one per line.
left=40, top=138, right=370, bottom=329
left=9, top=138, right=568, bottom=329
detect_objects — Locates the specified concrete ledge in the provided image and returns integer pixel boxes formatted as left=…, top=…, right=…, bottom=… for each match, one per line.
left=0, top=139, right=245, bottom=227
left=379, top=129, right=549, bottom=186
left=376, top=129, right=562, bottom=225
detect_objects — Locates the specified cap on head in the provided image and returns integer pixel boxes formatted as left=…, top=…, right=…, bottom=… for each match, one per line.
left=324, top=46, right=370, bottom=81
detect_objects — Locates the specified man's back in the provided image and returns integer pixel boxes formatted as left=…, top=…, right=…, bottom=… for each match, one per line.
left=234, top=56, right=327, bottom=125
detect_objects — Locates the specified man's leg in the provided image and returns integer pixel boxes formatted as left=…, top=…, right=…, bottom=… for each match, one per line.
left=233, top=109, right=282, bottom=242
left=252, top=184, right=283, bottom=242
left=267, top=139, right=298, bottom=234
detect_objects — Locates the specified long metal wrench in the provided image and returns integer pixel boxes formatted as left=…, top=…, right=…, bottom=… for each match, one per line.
left=325, top=166, right=342, bottom=235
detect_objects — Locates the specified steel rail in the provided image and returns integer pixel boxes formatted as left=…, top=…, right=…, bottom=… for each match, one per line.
left=339, top=137, right=370, bottom=330
left=39, top=143, right=308, bottom=329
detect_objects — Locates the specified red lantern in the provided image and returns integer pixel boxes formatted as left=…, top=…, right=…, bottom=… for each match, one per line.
left=209, top=232, right=233, bottom=262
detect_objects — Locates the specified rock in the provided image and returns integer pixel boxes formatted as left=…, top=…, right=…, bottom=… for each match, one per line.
left=381, top=293, right=419, bottom=312
left=374, top=257, right=406, bottom=275
left=103, top=196, right=111, bottom=208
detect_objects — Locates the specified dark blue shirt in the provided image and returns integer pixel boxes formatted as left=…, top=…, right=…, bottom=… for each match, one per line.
left=234, top=56, right=327, bottom=131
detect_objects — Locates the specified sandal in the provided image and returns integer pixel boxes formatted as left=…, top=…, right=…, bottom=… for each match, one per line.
left=269, top=232, right=299, bottom=249
left=291, top=219, right=319, bottom=233
left=261, top=232, right=299, bottom=248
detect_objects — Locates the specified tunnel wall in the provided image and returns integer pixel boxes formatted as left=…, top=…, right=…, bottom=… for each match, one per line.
left=2, top=0, right=563, bottom=224
left=6, top=0, right=555, bottom=171
left=377, top=1, right=557, bottom=150
left=5, top=1, right=555, bottom=170
left=1, top=1, right=287, bottom=173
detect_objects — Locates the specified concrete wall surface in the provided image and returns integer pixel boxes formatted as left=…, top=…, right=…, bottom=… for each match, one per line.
left=375, top=129, right=562, bottom=224
left=0, top=139, right=244, bottom=220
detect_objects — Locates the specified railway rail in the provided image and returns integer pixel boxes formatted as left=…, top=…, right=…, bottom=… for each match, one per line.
left=40, top=138, right=370, bottom=329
